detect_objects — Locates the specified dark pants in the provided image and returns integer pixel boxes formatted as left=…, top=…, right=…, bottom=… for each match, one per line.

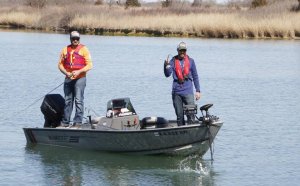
left=172, top=93, right=195, bottom=126
left=62, top=77, right=86, bottom=124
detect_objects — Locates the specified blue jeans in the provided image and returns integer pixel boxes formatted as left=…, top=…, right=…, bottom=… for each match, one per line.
left=62, top=77, right=86, bottom=124
left=172, top=93, right=195, bottom=126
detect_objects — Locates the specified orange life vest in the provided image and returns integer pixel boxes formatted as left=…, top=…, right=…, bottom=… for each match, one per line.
left=175, top=55, right=190, bottom=83
left=63, top=44, right=86, bottom=72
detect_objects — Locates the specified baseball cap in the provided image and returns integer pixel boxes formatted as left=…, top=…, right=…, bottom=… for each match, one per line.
left=70, top=31, right=80, bottom=38
left=177, top=42, right=187, bottom=50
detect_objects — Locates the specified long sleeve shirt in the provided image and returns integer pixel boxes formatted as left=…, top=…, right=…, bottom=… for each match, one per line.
left=164, top=55, right=200, bottom=95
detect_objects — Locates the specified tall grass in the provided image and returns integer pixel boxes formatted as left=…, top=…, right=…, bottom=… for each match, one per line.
left=0, top=11, right=41, bottom=28
left=0, top=0, right=299, bottom=39
left=68, top=12, right=299, bottom=38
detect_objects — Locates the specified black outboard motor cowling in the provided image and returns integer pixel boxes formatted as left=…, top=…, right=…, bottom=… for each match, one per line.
left=40, top=94, right=65, bottom=128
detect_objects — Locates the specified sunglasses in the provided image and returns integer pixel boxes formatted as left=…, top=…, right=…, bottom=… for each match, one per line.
left=179, top=49, right=186, bottom=52
left=71, top=37, right=80, bottom=41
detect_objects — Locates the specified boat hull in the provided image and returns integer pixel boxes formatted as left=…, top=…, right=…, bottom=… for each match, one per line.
left=23, top=122, right=222, bottom=156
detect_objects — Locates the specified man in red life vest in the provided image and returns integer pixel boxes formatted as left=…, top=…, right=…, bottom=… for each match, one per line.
left=58, top=31, right=93, bottom=128
left=164, top=42, right=201, bottom=126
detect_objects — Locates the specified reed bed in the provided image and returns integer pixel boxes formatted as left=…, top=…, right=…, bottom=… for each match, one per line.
left=69, top=12, right=299, bottom=38
left=0, top=0, right=299, bottom=39
left=0, top=11, right=41, bottom=28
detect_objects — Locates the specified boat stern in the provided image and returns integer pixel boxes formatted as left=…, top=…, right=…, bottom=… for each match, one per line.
left=23, top=128, right=37, bottom=144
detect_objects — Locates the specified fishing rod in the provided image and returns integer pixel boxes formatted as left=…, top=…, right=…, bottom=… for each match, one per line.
left=4, top=81, right=64, bottom=122
left=20, top=82, right=64, bottom=112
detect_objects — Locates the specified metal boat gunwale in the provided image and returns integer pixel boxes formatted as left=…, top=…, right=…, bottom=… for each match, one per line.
left=23, top=121, right=222, bottom=134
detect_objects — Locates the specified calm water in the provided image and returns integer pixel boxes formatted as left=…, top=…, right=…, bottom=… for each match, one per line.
left=0, top=30, right=299, bottom=186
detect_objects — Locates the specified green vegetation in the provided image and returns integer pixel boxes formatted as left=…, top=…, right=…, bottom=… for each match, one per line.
left=251, top=0, right=268, bottom=8
left=0, top=0, right=299, bottom=39
left=25, top=0, right=46, bottom=8
left=162, top=0, right=172, bottom=8
left=125, top=0, right=141, bottom=8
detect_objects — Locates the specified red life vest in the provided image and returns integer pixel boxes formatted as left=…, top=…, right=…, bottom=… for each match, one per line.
left=63, top=44, right=86, bottom=71
left=175, top=55, right=190, bottom=83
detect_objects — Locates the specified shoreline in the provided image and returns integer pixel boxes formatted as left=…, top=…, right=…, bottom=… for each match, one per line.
left=1, top=1, right=299, bottom=40
left=1, top=25, right=299, bottom=40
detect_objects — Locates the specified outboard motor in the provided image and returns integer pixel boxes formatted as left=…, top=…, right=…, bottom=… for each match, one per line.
left=40, top=94, right=65, bottom=128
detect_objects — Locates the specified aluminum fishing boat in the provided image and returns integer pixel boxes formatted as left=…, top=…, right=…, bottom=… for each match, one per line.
left=23, top=95, right=223, bottom=156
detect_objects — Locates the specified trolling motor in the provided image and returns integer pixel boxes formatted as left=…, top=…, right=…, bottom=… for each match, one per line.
left=183, top=103, right=219, bottom=125
left=200, top=104, right=213, bottom=123
left=200, top=104, right=220, bottom=125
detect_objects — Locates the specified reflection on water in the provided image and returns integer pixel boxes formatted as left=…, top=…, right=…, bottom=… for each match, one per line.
left=25, top=144, right=215, bottom=185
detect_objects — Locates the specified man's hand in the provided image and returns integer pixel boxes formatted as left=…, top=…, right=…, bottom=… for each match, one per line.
left=195, top=92, right=201, bottom=101
left=164, top=59, right=171, bottom=69
left=66, top=72, right=73, bottom=78
left=164, top=59, right=169, bottom=65
left=164, top=54, right=171, bottom=69
left=71, top=70, right=82, bottom=79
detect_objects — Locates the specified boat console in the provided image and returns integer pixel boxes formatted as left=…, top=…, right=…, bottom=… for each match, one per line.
left=93, top=98, right=140, bottom=130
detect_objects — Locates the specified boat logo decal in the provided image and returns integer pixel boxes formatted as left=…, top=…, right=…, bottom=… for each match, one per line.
left=48, top=136, right=79, bottom=143
left=154, top=130, right=188, bottom=136
left=69, top=136, right=79, bottom=143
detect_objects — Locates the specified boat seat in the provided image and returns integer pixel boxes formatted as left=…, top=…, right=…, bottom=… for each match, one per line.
left=141, top=117, right=169, bottom=129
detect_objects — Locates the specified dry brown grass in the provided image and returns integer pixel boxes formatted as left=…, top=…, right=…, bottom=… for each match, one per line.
left=0, top=0, right=299, bottom=39
left=0, top=11, right=41, bottom=28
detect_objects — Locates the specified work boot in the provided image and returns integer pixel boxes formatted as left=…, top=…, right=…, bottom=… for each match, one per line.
left=70, top=123, right=81, bottom=129
left=56, top=122, right=69, bottom=128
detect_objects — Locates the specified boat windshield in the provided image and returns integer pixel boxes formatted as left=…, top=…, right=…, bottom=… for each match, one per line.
left=107, top=98, right=136, bottom=115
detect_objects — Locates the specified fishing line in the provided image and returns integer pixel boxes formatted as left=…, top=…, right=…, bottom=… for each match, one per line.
left=3, top=81, right=64, bottom=123
left=20, top=82, right=64, bottom=112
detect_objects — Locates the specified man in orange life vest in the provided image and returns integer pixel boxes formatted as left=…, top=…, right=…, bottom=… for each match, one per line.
left=164, top=42, right=201, bottom=126
left=58, top=31, right=93, bottom=127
